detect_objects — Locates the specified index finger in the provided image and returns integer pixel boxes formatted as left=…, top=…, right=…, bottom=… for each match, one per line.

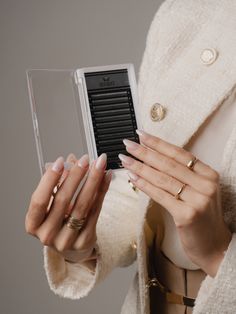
left=46, top=153, right=77, bottom=209
left=26, top=157, right=65, bottom=231
left=135, top=129, right=219, bottom=181
left=45, top=153, right=76, bottom=185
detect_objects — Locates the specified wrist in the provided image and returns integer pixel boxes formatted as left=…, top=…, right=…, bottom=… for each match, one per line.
left=63, top=245, right=98, bottom=264
left=202, top=251, right=225, bottom=277
left=80, top=259, right=97, bottom=274
left=202, top=231, right=232, bottom=277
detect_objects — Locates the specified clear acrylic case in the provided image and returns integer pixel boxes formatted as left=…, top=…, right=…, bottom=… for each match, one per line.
left=27, top=64, right=142, bottom=177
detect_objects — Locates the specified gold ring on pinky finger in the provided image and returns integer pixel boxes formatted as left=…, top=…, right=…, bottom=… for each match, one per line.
left=65, top=215, right=86, bottom=232
left=186, top=156, right=198, bottom=170
left=175, top=183, right=187, bottom=200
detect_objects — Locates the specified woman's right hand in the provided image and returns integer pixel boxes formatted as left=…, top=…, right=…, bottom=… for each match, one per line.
left=25, top=152, right=112, bottom=266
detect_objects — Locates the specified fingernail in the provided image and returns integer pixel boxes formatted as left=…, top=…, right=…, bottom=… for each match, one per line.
left=105, top=169, right=113, bottom=181
left=45, top=162, right=52, bottom=170
left=136, top=129, right=148, bottom=138
left=118, top=153, right=134, bottom=165
left=90, top=160, right=96, bottom=169
left=78, top=154, right=90, bottom=168
left=64, top=162, right=73, bottom=171
left=52, top=156, right=64, bottom=173
left=95, top=153, right=107, bottom=170
left=127, top=171, right=139, bottom=181
left=123, top=139, right=139, bottom=150
left=67, top=153, right=77, bottom=163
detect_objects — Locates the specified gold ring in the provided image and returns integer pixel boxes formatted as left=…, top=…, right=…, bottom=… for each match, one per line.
left=51, top=182, right=61, bottom=197
left=175, top=183, right=186, bottom=200
left=65, top=215, right=86, bottom=231
left=128, top=179, right=139, bottom=192
left=187, top=156, right=198, bottom=170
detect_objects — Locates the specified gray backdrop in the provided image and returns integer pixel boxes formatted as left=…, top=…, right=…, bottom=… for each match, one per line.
left=0, top=1, right=163, bottom=313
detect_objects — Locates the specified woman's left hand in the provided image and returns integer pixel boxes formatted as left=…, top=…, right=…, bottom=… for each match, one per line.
left=118, top=129, right=232, bottom=277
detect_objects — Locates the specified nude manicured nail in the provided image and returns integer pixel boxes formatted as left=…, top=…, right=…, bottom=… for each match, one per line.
left=95, top=153, right=107, bottom=170
left=105, top=169, right=113, bottom=181
left=52, top=156, right=64, bottom=173
left=118, top=153, right=134, bottom=165
left=136, top=129, right=148, bottom=138
left=123, top=139, right=139, bottom=150
left=127, top=171, right=139, bottom=181
left=64, top=162, right=73, bottom=171
left=78, top=154, right=89, bottom=168
left=67, top=153, right=77, bottom=163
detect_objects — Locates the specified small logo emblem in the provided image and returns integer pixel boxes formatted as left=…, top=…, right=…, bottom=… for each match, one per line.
left=100, top=76, right=115, bottom=87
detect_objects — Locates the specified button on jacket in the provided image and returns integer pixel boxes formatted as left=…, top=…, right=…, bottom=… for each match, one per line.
left=150, top=103, right=166, bottom=121
left=43, top=1, right=236, bottom=313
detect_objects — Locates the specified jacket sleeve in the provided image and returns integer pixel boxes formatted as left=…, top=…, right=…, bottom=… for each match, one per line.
left=193, top=233, right=236, bottom=314
left=43, top=169, right=140, bottom=300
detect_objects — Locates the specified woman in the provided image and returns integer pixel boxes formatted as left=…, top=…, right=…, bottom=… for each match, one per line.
left=25, top=1, right=236, bottom=313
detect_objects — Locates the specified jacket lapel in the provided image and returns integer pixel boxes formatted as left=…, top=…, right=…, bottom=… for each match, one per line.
left=138, top=8, right=236, bottom=149
left=135, top=3, right=236, bottom=313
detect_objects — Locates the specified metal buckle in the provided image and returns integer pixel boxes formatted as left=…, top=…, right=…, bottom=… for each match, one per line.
left=128, top=179, right=139, bottom=192
left=146, top=276, right=195, bottom=308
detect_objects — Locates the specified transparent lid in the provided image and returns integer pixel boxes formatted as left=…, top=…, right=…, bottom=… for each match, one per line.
left=27, top=69, right=88, bottom=176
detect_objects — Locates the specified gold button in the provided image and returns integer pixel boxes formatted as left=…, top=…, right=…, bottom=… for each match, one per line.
left=130, top=240, right=137, bottom=251
left=150, top=103, right=166, bottom=121
left=200, top=48, right=218, bottom=65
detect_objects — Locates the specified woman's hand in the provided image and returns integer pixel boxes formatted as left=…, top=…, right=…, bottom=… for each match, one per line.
left=25, top=153, right=112, bottom=267
left=118, top=130, right=232, bottom=277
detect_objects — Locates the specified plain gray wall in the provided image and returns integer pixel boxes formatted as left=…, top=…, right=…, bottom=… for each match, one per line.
left=1, top=1, right=163, bottom=313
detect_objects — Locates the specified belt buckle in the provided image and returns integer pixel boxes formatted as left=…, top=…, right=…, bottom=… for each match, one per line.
left=147, top=276, right=195, bottom=308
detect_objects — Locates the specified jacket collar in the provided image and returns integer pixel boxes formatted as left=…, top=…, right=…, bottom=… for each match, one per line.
left=137, top=3, right=236, bottom=213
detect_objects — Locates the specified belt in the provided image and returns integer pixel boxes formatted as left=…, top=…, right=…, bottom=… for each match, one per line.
left=146, top=234, right=206, bottom=311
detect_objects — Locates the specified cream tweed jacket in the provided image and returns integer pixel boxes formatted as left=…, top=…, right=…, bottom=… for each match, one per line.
left=43, top=1, right=236, bottom=313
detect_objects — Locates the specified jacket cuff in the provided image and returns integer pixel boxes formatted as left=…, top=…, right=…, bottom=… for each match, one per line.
left=42, top=169, right=139, bottom=300
left=194, top=233, right=236, bottom=313
left=43, top=245, right=102, bottom=300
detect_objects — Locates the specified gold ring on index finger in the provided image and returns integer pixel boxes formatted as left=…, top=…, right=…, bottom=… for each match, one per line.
left=47, top=182, right=62, bottom=212
left=51, top=182, right=61, bottom=197
left=52, top=161, right=75, bottom=198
